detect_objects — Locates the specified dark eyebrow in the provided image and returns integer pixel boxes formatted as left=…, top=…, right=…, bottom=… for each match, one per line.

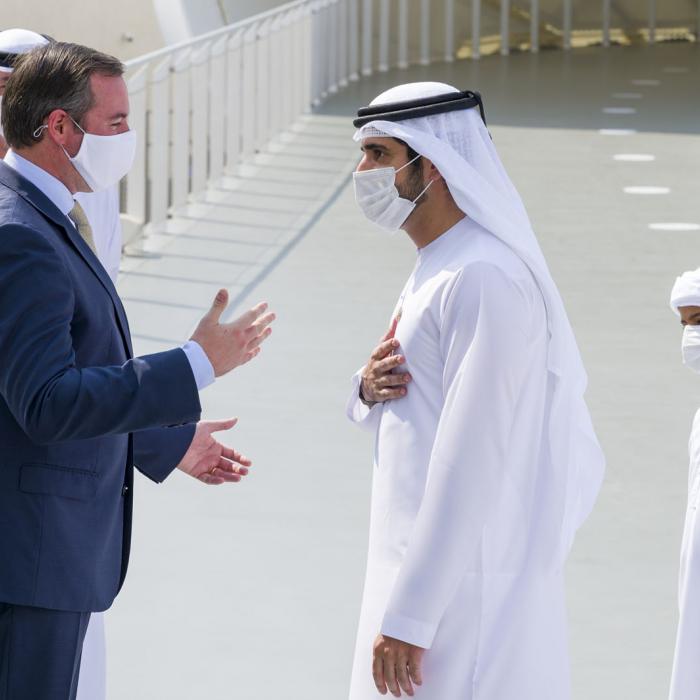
left=109, top=112, right=128, bottom=120
left=360, top=142, right=390, bottom=154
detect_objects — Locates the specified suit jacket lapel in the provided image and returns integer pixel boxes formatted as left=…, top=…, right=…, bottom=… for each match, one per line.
left=0, top=161, right=134, bottom=357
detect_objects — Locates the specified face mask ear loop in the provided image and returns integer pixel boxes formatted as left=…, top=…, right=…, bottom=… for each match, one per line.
left=395, top=153, right=422, bottom=174
left=411, top=177, right=435, bottom=205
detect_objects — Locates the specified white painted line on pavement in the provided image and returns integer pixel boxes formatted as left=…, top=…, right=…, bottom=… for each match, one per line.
left=624, top=186, right=670, bottom=195
left=613, top=154, right=655, bottom=162
left=603, top=107, right=637, bottom=114
left=649, top=223, right=700, bottom=231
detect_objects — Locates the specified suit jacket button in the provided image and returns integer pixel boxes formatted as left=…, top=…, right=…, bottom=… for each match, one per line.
left=122, top=485, right=129, bottom=497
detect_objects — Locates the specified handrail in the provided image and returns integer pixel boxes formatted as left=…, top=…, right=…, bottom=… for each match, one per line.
left=120, top=0, right=698, bottom=250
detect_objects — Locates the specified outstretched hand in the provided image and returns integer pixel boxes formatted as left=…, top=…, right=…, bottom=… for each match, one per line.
left=177, top=418, right=252, bottom=485
left=191, top=289, right=276, bottom=377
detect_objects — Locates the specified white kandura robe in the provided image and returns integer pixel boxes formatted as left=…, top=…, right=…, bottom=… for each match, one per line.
left=74, top=185, right=122, bottom=700
left=669, top=409, right=700, bottom=699
left=347, top=218, right=573, bottom=699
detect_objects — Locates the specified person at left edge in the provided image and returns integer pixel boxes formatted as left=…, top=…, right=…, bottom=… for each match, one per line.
left=0, top=29, right=120, bottom=700
left=0, top=41, right=276, bottom=700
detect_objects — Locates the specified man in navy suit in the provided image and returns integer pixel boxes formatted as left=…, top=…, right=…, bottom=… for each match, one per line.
left=0, top=42, right=276, bottom=699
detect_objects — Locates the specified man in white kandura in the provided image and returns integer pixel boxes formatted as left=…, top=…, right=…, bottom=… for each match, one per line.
left=346, top=82, right=605, bottom=699
left=0, top=27, right=128, bottom=700
left=669, top=269, right=700, bottom=700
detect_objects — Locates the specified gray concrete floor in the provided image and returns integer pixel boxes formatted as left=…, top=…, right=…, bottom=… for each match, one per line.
left=108, top=43, right=700, bottom=699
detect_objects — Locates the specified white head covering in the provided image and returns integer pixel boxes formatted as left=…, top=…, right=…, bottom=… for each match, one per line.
left=0, top=28, right=50, bottom=73
left=670, top=268, right=700, bottom=315
left=355, top=81, right=605, bottom=555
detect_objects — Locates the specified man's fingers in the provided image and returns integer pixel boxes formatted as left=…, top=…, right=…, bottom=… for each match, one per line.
left=372, top=655, right=387, bottom=696
left=207, top=417, right=238, bottom=434
left=246, top=327, right=273, bottom=352
left=216, top=457, right=249, bottom=476
left=381, top=315, right=399, bottom=343
left=408, top=652, right=423, bottom=687
left=375, top=372, right=411, bottom=389
left=198, top=472, right=225, bottom=486
left=220, top=445, right=252, bottom=466
left=245, top=312, right=276, bottom=337
left=371, top=338, right=400, bottom=362
left=375, top=354, right=406, bottom=374
left=383, top=655, right=401, bottom=698
left=396, top=654, right=414, bottom=697
left=203, top=289, right=229, bottom=324
left=233, top=302, right=269, bottom=329
left=377, top=387, right=408, bottom=401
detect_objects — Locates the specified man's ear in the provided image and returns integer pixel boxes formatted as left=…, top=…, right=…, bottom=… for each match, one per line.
left=45, top=109, right=74, bottom=146
left=425, top=158, right=444, bottom=183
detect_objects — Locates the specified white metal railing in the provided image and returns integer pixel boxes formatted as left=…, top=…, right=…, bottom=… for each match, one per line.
left=120, top=0, right=698, bottom=247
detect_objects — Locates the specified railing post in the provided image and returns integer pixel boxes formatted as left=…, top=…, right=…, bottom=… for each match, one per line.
left=310, top=2, right=323, bottom=104
left=445, top=0, right=455, bottom=62
left=563, top=0, right=572, bottom=50
left=530, top=0, right=539, bottom=52
left=420, top=0, right=430, bottom=65
left=170, top=50, right=191, bottom=207
left=208, top=36, right=228, bottom=183
left=268, top=16, right=284, bottom=135
left=122, top=65, right=148, bottom=247
left=147, top=56, right=172, bottom=230
left=280, top=11, right=295, bottom=129
left=225, top=31, right=243, bottom=174
left=255, top=19, right=272, bottom=149
left=500, top=0, right=510, bottom=56
left=379, top=0, right=390, bottom=71
left=362, top=0, right=372, bottom=75
left=398, top=0, right=409, bottom=68
left=301, top=5, right=313, bottom=111
left=602, top=0, right=610, bottom=47
left=241, top=24, right=257, bottom=156
left=472, top=0, right=481, bottom=59
left=190, top=42, right=211, bottom=195
left=338, top=0, right=349, bottom=86
left=328, top=0, right=339, bottom=92
left=349, top=0, right=360, bottom=80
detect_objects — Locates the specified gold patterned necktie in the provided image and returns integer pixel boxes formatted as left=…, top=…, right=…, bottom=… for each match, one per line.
left=68, top=201, right=97, bottom=255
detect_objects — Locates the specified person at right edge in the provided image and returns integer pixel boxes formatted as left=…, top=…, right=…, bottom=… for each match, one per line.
left=0, top=42, right=275, bottom=699
left=669, top=268, right=700, bottom=700
left=346, top=82, right=605, bottom=699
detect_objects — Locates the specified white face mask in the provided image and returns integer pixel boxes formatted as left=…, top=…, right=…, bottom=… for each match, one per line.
left=0, top=95, right=4, bottom=139
left=35, top=116, right=137, bottom=192
left=682, top=325, right=700, bottom=373
left=353, top=154, right=434, bottom=232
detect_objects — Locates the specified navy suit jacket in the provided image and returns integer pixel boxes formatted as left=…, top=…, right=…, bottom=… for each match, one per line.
left=0, top=161, right=202, bottom=613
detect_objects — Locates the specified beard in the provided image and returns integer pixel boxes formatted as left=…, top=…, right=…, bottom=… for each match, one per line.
left=397, top=163, right=429, bottom=207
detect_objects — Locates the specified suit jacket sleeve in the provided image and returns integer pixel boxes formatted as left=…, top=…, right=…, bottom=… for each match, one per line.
left=133, top=423, right=196, bottom=483
left=0, top=222, right=202, bottom=444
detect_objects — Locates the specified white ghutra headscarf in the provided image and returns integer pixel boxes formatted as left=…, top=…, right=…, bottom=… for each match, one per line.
left=671, top=268, right=700, bottom=314
left=355, top=81, right=605, bottom=555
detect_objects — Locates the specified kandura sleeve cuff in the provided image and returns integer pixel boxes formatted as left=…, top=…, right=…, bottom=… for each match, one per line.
left=380, top=611, right=436, bottom=650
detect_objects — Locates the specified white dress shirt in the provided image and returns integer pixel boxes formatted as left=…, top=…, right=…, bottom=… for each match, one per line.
left=2, top=149, right=214, bottom=390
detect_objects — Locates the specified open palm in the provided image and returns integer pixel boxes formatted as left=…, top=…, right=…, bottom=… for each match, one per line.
left=176, top=418, right=252, bottom=485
